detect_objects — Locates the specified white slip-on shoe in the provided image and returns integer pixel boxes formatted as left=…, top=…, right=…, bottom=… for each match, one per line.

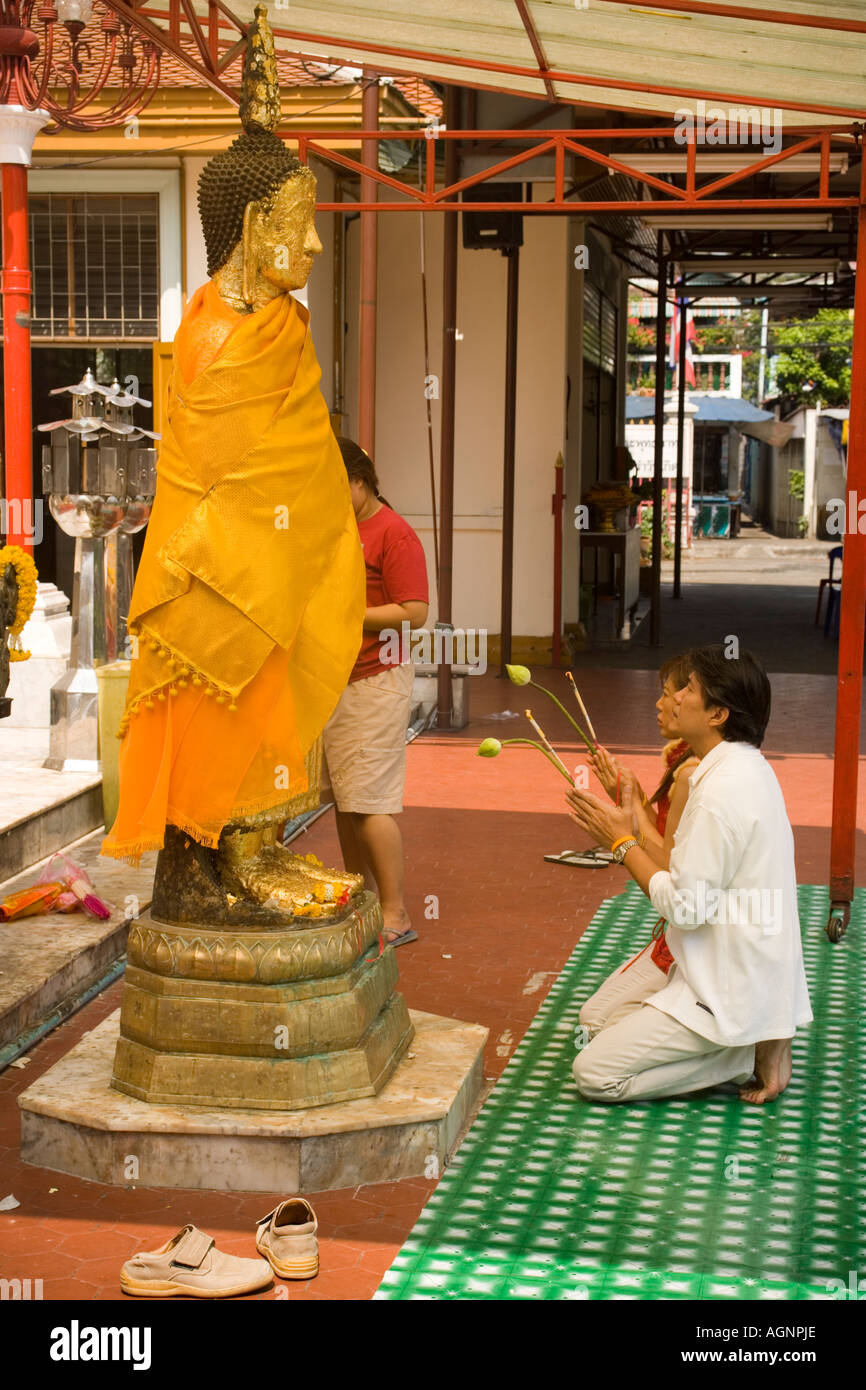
left=120, top=1224, right=272, bottom=1299
left=256, top=1198, right=319, bottom=1280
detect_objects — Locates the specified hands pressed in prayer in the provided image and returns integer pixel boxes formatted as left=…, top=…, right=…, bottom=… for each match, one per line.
left=566, top=778, right=636, bottom=850
left=588, top=745, right=643, bottom=808
left=587, top=744, right=620, bottom=799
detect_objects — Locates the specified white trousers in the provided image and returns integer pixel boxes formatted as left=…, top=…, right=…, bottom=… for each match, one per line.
left=579, top=942, right=669, bottom=1036
left=574, top=949, right=755, bottom=1103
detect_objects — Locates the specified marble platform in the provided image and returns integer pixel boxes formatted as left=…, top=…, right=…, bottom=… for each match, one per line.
left=0, top=725, right=102, bottom=882
left=0, top=829, right=157, bottom=1056
left=19, top=1008, right=488, bottom=1193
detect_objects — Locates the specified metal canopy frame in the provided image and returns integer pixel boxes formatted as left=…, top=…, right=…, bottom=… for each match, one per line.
left=289, top=126, right=860, bottom=215
left=112, top=1, right=866, bottom=122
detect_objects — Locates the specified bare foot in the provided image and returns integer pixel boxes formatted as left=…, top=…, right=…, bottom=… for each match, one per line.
left=383, top=907, right=414, bottom=944
left=739, top=1038, right=793, bottom=1105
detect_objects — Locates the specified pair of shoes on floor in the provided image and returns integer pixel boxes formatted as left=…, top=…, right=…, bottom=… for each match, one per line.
left=120, top=1198, right=318, bottom=1298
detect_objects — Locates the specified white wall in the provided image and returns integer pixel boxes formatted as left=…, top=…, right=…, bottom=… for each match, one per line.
left=182, top=156, right=209, bottom=304
left=351, top=207, right=569, bottom=636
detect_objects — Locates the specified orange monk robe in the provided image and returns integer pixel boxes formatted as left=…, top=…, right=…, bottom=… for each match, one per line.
left=102, top=279, right=365, bottom=862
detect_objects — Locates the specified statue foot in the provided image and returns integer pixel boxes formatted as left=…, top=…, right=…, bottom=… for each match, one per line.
left=150, top=824, right=363, bottom=928
left=219, top=825, right=364, bottom=919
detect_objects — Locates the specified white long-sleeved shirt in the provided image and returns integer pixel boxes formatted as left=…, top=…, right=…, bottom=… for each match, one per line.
left=647, top=739, right=813, bottom=1047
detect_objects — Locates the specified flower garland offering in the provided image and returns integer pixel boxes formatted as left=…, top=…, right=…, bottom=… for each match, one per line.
left=0, top=545, right=38, bottom=661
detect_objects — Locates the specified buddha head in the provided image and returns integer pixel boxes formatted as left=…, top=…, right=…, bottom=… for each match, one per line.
left=197, top=5, right=322, bottom=308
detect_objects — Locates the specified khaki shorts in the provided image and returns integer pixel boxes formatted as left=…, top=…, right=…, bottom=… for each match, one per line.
left=321, top=662, right=415, bottom=815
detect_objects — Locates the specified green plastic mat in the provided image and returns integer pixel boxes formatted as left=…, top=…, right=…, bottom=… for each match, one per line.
left=376, top=883, right=865, bottom=1301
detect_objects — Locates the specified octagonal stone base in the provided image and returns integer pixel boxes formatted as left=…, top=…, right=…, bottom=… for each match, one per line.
left=112, top=895, right=414, bottom=1111
left=19, top=1009, right=488, bottom=1193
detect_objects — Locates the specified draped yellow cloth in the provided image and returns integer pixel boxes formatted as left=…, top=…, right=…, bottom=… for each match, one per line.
left=101, top=280, right=365, bottom=861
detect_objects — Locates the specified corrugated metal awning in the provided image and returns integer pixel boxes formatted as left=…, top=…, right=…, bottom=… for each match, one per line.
left=626, top=395, right=775, bottom=422
left=227, top=1, right=866, bottom=126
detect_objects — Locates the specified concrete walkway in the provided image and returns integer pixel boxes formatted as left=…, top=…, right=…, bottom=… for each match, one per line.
left=581, top=523, right=850, bottom=675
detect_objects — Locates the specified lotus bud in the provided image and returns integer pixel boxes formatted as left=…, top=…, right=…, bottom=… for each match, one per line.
left=505, top=664, right=531, bottom=686
left=477, top=737, right=503, bottom=758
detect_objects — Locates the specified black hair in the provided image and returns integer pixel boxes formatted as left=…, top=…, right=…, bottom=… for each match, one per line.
left=686, top=644, right=772, bottom=748
left=336, top=436, right=391, bottom=508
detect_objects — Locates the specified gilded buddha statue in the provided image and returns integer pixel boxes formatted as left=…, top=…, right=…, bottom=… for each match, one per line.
left=102, top=7, right=366, bottom=926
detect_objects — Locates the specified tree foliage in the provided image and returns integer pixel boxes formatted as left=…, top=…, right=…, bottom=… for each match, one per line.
left=772, top=309, right=853, bottom=408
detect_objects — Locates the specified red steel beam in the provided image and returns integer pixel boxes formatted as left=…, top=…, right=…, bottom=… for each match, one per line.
left=261, top=20, right=866, bottom=120
left=829, top=154, right=866, bottom=912
left=513, top=0, right=556, bottom=101
left=290, top=124, right=855, bottom=142
left=106, top=1, right=241, bottom=102
left=358, top=72, right=378, bottom=457
left=690, top=134, right=822, bottom=200
left=292, top=127, right=859, bottom=213
left=314, top=197, right=857, bottom=212
left=590, top=0, right=866, bottom=36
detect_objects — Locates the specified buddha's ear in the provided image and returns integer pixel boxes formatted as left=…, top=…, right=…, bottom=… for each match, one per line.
left=241, top=201, right=259, bottom=307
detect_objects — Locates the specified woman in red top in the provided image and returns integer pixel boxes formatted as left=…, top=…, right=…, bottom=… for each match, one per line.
left=576, top=653, right=698, bottom=1033
left=322, top=439, right=429, bottom=946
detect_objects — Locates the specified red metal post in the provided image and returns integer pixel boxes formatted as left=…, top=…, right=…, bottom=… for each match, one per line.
left=673, top=294, right=687, bottom=598
left=552, top=453, right=564, bottom=666
left=1, top=161, right=34, bottom=551
left=828, top=157, right=866, bottom=924
left=358, top=72, right=378, bottom=456
left=499, top=244, right=519, bottom=676
left=650, top=232, right=668, bottom=646
left=436, top=87, right=460, bottom=731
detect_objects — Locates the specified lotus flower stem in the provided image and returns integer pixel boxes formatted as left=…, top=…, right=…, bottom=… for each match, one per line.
left=529, top=682, right=595, bottom=753
left=566, top=671, right=598, bottom=745
left=504, top=663, right=595, bottom=753
left=524, top=709, right=572, bottom=780
left=500, top=737, right=575, bottom=785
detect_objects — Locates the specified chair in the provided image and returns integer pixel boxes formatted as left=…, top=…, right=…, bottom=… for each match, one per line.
left=825, top=578, right=842, bottom=639
left=816, top=545, right=843, bottom=628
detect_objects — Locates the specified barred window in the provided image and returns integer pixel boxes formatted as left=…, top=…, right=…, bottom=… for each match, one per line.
left=27, top=192, right=159, bottom=340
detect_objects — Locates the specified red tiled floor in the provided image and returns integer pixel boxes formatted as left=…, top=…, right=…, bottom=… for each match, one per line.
left=0, top=667, right=862, bottom=1301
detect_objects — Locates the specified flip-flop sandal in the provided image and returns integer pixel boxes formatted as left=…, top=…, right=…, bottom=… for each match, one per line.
left=385, top=929, right=419, bottom=947
left=544, top=850, right=608, bottom=868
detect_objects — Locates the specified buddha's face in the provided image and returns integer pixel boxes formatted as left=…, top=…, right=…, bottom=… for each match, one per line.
left=254, top=175, right=323, bottom=292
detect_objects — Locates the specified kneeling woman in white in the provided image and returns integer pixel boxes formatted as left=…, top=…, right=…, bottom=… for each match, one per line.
left=566, top=646, right=812, bottom=1106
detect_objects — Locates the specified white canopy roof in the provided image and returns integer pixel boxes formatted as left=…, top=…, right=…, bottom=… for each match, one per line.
left=222, top=1, right=866, bottom=127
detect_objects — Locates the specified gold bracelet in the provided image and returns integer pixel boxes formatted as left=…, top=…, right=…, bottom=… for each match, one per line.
left=610, top=835, right=633, bottom=854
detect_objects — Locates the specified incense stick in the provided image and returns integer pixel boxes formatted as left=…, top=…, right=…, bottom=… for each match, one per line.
left=567, top=672, right=598, bottom=746
left=524, top=709, right=572, bottom=780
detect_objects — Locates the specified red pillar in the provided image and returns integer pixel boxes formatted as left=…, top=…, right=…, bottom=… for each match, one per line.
left=1, top=161, right=33, bottom=551
left=358, top=72, right=378, bottom=457
left=828, top=156, right=866, bottom=927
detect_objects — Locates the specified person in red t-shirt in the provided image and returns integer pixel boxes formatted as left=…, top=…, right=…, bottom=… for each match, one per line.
left=322, top=438, right=429, bottom=946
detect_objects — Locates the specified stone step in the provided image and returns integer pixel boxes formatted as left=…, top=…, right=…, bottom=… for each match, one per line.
left=0, top=828, right=158, bottom=1064
left=0, top=727, right=103, bottom=882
